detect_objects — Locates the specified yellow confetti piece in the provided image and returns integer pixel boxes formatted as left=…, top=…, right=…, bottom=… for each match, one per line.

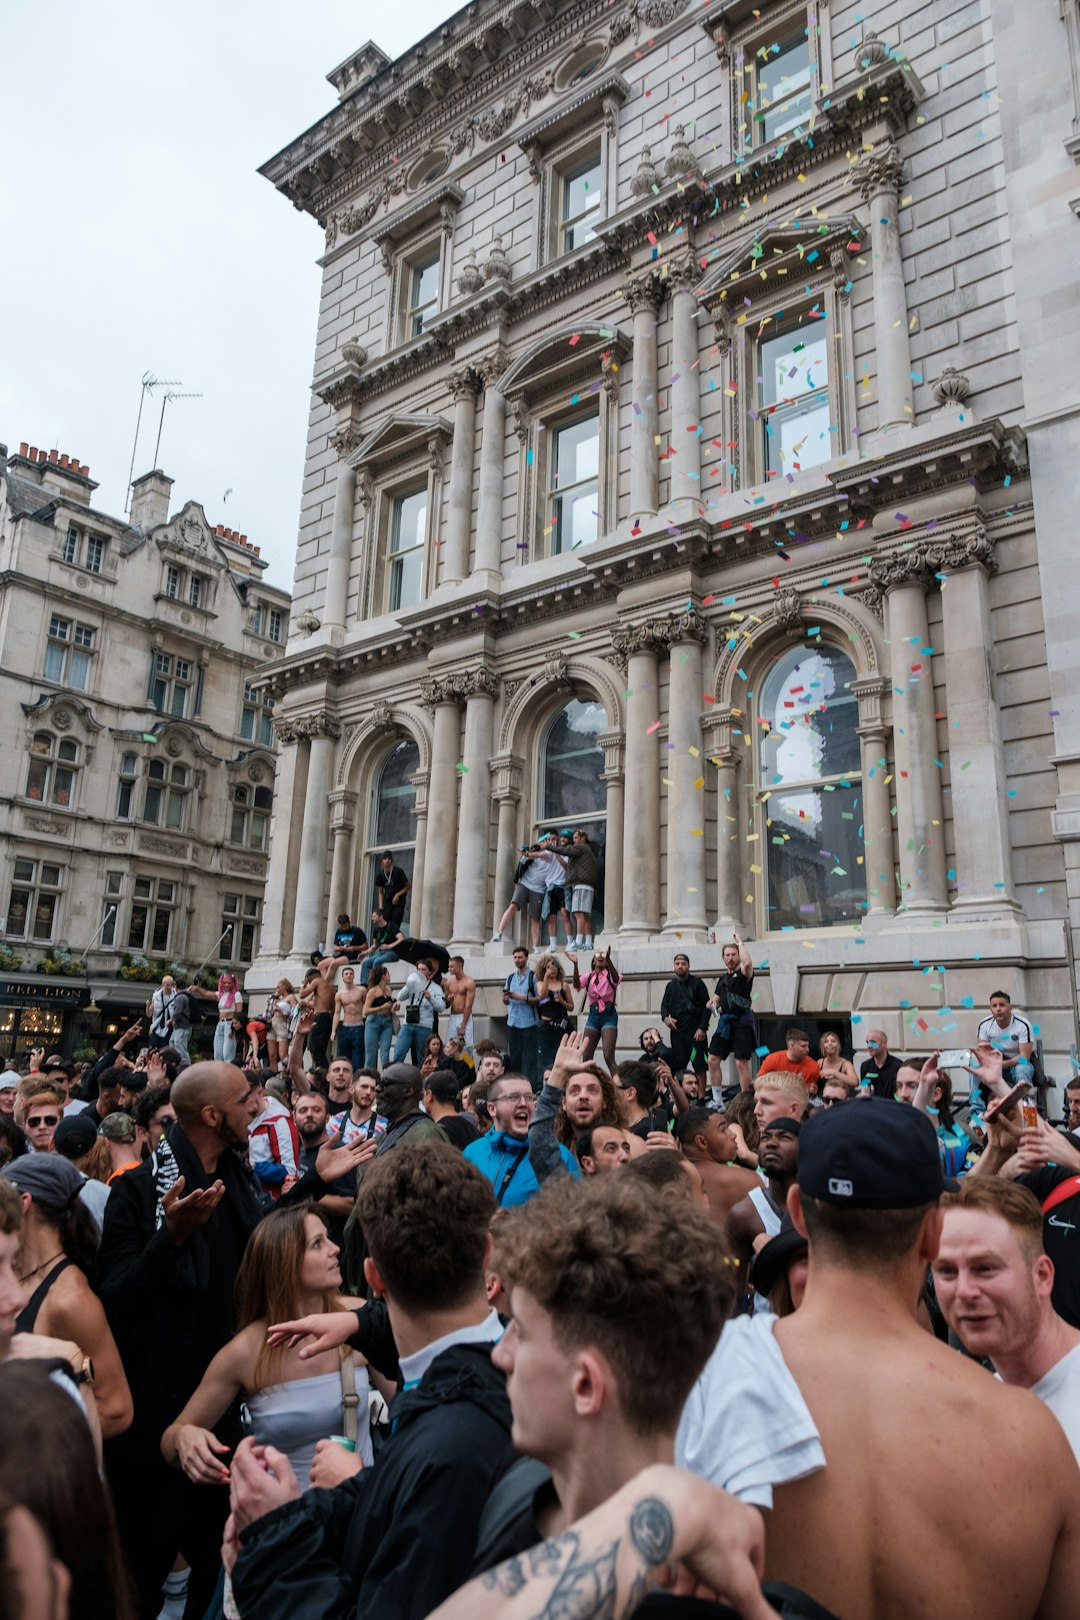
left=750, top=864, right=762, bottom=874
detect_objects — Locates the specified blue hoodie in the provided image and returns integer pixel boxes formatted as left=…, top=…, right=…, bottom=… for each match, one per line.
left=463, top=1128, right=579, bottom=1207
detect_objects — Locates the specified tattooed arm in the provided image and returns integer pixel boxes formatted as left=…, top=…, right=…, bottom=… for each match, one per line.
left=426, top=1464, right=772, bottom=1620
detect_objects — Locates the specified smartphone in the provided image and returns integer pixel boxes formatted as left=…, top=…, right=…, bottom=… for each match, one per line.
left=938, top=1048, right=975, bottom=1070
left=984, top=1080, right=1032, bottom=1120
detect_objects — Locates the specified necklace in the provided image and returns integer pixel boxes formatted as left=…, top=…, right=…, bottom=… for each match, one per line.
left=17, top=1250, right=65, bottom=1284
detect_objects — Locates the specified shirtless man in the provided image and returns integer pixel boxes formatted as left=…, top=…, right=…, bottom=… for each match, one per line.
left=726, top=1119, right=800, bottom=1281
left=330, top=967, right=367, bottom=1074
left=443, top=955, right=477, bottom=1050
left=675, top=1106, right=760, bottom=1223
left=766, top=1097, right=1080, bottom=1618
left=299, top=954, right=348, bottom=1071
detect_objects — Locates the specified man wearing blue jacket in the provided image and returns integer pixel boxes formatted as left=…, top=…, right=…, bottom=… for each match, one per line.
left=464, top=1072, right=579, bottom=1206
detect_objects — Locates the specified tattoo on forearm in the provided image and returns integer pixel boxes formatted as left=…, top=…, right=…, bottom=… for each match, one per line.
left=628, top=1498, right=674, bottom=1568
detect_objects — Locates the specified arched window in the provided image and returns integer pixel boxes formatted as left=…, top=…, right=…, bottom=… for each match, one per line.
left=25, top=732, right=79, bottom=809
left=537, top=698, right=607, bottom=929
left=363, top=740, right=419, bottom=927
left=756, top=644, right=863, bottom=930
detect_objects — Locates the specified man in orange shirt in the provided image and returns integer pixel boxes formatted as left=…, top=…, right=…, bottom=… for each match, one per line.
left=99, top=1113, right=141, bottom=1183
left=757, top=1027, right=821, bottom=1096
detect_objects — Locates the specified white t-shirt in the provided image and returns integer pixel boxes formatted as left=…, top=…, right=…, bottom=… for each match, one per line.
left=976, top=1012, right=1032, bottom=1062
left=675, top=1314, right=825, bottom=1509
left=1030, top=1342, right=1080, bottom=1464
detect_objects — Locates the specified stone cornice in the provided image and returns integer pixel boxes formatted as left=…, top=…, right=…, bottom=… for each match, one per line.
left=827, top=420, right=1028, bottom=505
left=516, top=70, right=630, bottom=158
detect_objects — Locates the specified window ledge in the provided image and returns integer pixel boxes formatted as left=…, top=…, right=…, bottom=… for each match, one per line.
left=516, top=72, right=629, bottom=159
left=369, top=182, right=465, bottom=254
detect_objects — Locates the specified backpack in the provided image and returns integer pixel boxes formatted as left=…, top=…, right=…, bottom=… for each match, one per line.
left=505, top=969, right=537, bottom=1000
left=512, top=853, right=532, bottom=885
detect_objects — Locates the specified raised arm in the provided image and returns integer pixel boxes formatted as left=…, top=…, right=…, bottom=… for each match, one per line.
left=735, top=931, right=753, bottom=978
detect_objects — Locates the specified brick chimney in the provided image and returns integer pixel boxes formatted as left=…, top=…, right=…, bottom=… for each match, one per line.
left=129, top=469, right=173, bottom=531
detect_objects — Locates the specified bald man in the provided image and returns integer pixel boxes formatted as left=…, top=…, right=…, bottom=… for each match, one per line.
left=98, top=1064, right=369, bottom=1619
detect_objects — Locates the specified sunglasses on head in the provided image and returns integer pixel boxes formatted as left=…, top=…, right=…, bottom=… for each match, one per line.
left=28, top=1114, right=59, bottom=1128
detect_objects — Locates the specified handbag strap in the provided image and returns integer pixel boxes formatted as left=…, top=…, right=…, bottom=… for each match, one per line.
left=339, top=1346, right=359, bottom=1445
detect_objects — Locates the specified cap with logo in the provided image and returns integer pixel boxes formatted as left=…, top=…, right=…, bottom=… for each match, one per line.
left=798, top=1096, right=945, bottom=1209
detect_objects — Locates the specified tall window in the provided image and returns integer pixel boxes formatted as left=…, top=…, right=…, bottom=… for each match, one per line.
left=151, top=652, right=192, bottom=717
left=116, top=752, right=139, bottom=818
left=63, top=528, right=80, bottom=564
left=84, top=534, right=106, bottom=573
left=128, top=876, right=176, bottom=954
left=549, top=412, right=600, bottom=553
left=268, top=609, right=283, bottom=643
left=101, top=872, right=123, bottom=947
left=43, top=616, right=95, bottom=690
left=230, top=782, right=273, bottom=850
left=26, top=732, right=79, bottom=808
left=559, top=153, right=602, bottom=254
left=757, top=644, right=863, bottom=930
left=143, top=760, right=190, bottom=830
left=408, top=252, right=440, bottom=337
left=165, top=566, right=181, bottom=599
left=389, top=487, right=427, bottom=612
left=364, top=740, right=419, bottom=925
left=538, top=698, right=607, bottom=928
left=188, top=574, right=204, bottom=608
left=5, top=860, right=62, bottom=943
left=753, top=33, right=813, bottom=144
left=759, top=319, right=831, bottom=477
left=220, top=894, right=261, bottom=965
left=240, top=683, right=274, bottom=746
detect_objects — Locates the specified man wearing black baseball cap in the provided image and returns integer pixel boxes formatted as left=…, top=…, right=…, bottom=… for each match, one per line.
left=760, top=1098, right=1080, bottom=1617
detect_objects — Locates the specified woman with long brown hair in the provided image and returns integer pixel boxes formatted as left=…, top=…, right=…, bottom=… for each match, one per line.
left=161, top=1203, right=374, bottom=1488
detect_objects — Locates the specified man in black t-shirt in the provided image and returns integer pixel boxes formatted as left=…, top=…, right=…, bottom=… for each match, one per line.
left=859, top=1029, right=905, bottom=1099
left=332, top=914, right=367, bottom=963
left=422, top=1070, right=479, bottom=1151
left=659, top=955, right=710, bottom=1076
left=708, top=932, right=756, bottom=1102
left=376, top=851, right=411, bottom=933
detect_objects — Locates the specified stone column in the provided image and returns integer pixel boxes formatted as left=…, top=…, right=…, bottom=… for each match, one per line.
left=623, top=273, right=664, bottom=520
left=664, top=610, right=709, bottom=936
left=491, top=754, right=524, bottom=942
left=474, top=350, right=508, bottom=577
left=853, top=678, right=897, bottom=916
left=668, top=254, right=702, bottom=506
left=443, top=368, right=480, bottom=585
left=290, top=713, right=341, bottom=954
left=857, top=140, right=913, bottom=435
left=325, top=789, right=359, bottom=943
left=598, top=732, right=625, bottom=935
left=419, top=677, right=462, bottom=942
left=703, top=710, right=744, bottom=935
left=452, top=670, right=499, bottom=944
left=614, top=622, right=663, bottom=935
left=259, top=724, right=301, bottom=958
left=322, top=425, right=361, bottom=634
left=408, top=770, right=429, bottom=939
left=874, top=557, right=948, bottom=913
left=937, top=530, right=1018, bottom=913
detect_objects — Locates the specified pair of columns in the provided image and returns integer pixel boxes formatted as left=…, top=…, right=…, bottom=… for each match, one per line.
left=871, top=528, right=1016, bottom=916
left=623, top=256, right=702, bottom=521
left=442, top=354, right=507, bottom=584
left=420, top=668, right=500, bottom=943
left=614, top=609, right=710, bottom=937
left=259, top=711, right=342, bottom=959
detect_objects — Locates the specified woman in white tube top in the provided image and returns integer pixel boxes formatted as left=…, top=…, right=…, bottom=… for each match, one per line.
left=161, top=1203, right=374, bottom=1488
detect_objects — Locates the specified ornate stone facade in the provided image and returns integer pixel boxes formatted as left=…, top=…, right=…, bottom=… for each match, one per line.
left=247, top=0, right=1080, bottom=1078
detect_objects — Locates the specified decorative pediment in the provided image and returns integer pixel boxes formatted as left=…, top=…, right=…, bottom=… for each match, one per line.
left=148, top=719, right=219, bottom=763
left=697, top=216, right=865, bottom=307
left=22, top=692, right=102, bottom=735
left=497, top=322, right=631, bottom=399
left=154, top=500, right=224, bottom=567
left=349, top=413, right=452, bottom=470
left=226, top=747, right=277, bottom=784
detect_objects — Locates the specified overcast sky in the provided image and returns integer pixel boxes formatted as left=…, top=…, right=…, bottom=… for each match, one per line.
left=0, top=1, right=452, bottom=591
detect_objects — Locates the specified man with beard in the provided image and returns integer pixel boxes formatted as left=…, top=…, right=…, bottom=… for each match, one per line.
left=465, top=1073, right=579, bottom=1208
left=575, top=1123, right=632, bottom=1175
left=676, top=1106, right=760, bottom=1221
left=341, top=1064, right=444, bottom=1291
left=293, top=1090, right=354, bottom=1241
left=660, top=953, right=710, bottom=1078
left=726, top=1119, right=800, bottom=1280
left=97, top=1062, right=367, bottom=1618
left=528, top=1031, right=623, bottom=1182
left=637, top=1026, right=674, bottom=1067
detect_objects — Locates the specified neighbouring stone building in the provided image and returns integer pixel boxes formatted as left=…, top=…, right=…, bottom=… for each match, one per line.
left=249, top=0, right=1080, bottom=1080
left=0, top=442, right=290, bottom=1061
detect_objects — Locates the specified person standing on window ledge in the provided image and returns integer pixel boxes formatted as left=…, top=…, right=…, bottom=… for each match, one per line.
left=375, top=852, right=410, bottom=936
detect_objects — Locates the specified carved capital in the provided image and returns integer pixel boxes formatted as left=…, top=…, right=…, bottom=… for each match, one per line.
left=868, top=548, right=931, bottom=594
left=448, top=365, right=482, bottom=402
left=459, top=667, right=500, bottom=700
left=490, top=751, right=524, bottom=802
left=275, top=719, right=300, bottom=746
left=478, top=346, right=510, bottom=387
left=427, top=434, right=446, bottom=477
left=370, top=699, right=396, bottom=733
left=667, top=249, right=699, bottom=297
left=327, top=787, right=359, bottom=831
left=623, top=271, right=665, bottom=316
left=419, top=675, right=463, bottom=710
left=926, top=525, right=997, bottom=576
left=600, top=351, right=622, bottom=403
left=329, top=422, right=363, bottom=458
left=295, top=710, right=341, bottom=741
left=511, top=396, right=531, bottom=445
left=665, top=608, right=708, bottom=646
left=852, top=676, right=888, bottom=734
left=542, top=651, right=573, bottom=692
left=856, top=138, right=906, bottom=203
left=701, top=706, right=737, bottom=757
left=611, top=618, right=669, bottom=666
left=773, top=587, right=804, bottom=637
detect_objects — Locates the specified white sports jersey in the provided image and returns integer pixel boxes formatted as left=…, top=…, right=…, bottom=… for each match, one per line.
left=977, top=1012, right=1032, bottom=1062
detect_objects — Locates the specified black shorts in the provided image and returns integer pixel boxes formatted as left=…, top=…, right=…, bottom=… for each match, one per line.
left=547, top=886, right=566, bottom=911
left=709, top=1023, right=755, bottom=1062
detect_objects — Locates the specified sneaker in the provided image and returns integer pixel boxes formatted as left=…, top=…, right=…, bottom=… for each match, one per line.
left=583, top=937, right=594, bottom=949
left=489, top=933, right=503, bottom=945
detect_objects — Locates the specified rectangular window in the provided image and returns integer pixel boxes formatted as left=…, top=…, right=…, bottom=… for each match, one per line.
left=151, top=651, right=191, bottom=717
left=560, top=153, right=602, bottom=254
left=252, top=604, right=264, bottom=635
left=63, top=528, right=80, bottom=564
left=268, top=609, right=282, bottom=643
left=240, top=683, right=274, bottom=747
left=549, top=412, right=600, bottom=553
left=389, top=487, right=427, bottom=612
left=188, top=575, right=203, bottom=608
left=754, top=33, right=813, bottom=144
left=43, top=617, right=94, bottom=689
left=408, top=253, right=440, bottom=338
left=127, top=876, right=175, bottom=955
left=166, top=566, right=181, bottom=599
left=101, top=874, right=123, bottom=948
left=759, top=321, right=831, bottom=477
left=84, top=535, right=105, bottom=573
left=220, top=892, right=261, bottom=965
left=5, top=859, right=62, bottom=943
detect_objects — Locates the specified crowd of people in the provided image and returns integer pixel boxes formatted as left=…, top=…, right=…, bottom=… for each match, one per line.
left=1, top=905, right=1079, bottom=1620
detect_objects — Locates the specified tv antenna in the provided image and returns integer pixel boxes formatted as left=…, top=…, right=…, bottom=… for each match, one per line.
left=152, top=388, right=203, bottom=471
left=125, top=372, right=182, bottom=512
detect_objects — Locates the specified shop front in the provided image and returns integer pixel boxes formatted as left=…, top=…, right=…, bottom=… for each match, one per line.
left=0, top=976, right=88, bottom=1066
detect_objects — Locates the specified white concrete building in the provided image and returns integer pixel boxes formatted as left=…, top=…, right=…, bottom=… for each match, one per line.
left=248, top=0, right=1080, bottom=1080
left=0, top=441, right=290, bottom=1061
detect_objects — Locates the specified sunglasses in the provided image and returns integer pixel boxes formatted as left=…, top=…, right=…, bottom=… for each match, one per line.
left=27, top=1114, right=59, bottom=1128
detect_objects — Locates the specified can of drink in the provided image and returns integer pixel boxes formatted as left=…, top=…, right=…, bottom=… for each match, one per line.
left=329, top=1435, right=356, bottom=1453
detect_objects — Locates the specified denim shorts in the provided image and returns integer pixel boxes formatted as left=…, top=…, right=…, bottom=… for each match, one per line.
left=586, top=1004, right=619, bottom=1032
